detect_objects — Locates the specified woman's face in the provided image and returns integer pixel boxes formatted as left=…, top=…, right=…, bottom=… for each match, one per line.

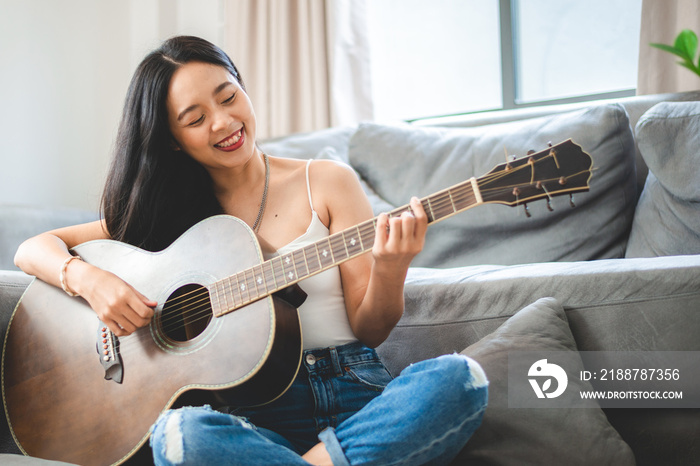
left=166, top=61, right=258, bottom=173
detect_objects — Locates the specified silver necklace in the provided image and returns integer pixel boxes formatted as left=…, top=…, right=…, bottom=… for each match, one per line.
left=252, top=153, right=269, bottom=233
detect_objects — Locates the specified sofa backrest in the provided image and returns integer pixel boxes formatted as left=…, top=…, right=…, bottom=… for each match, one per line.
left=260, top=90, right=700, bottom=267
left=412, top=90, right=700, bottom=193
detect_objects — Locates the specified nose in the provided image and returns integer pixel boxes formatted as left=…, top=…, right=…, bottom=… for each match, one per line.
left=211, top=109, right=233, bottom=134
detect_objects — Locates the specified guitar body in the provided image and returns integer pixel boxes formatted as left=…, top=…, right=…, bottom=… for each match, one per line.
left=2, top=215, right=302, bottom=466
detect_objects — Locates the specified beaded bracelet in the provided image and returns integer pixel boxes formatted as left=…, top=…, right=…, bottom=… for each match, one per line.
left=59, top=255, right=81, bottom=297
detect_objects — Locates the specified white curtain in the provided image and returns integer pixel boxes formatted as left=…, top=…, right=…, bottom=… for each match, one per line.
left=637, top=0, right=700, bottom=95
left=223, top=0, right=373, bottom=139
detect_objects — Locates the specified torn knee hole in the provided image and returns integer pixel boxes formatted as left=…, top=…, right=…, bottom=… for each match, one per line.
left=162, top=411, right=185, bottom=464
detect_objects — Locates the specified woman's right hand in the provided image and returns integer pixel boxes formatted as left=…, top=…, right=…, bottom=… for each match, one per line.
left=14, top=221, right=157, bottom=337
left=67, top=259, right=157, bottom=337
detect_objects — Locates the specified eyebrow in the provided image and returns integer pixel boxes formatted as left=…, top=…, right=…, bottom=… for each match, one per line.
left=176, top=81, right=235, bottom=122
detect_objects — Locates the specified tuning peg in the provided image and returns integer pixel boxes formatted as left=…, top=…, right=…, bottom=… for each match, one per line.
left=538, top=182, right=554, bottom=211
left=569, top=193, right=576, bottom=208
left=523, top=203, right=532, bottom=218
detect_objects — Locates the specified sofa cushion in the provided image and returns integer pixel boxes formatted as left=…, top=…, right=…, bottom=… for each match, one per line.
left=625, top=101, right=700, bottom=258
left=379, top=256, right=700, bottom=372
left=455, top=297, right=635, bottom=465
left=347, top=104, right=637, bottom=267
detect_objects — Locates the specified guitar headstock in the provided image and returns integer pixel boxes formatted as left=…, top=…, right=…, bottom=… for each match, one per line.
left=477, top=139, right=592, bottom=210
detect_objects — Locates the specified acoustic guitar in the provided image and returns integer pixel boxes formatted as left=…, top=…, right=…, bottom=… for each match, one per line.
left=2, top=139, right=592, bottom=465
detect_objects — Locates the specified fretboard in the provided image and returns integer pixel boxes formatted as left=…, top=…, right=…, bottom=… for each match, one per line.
left=208, top=176, right=482, bottom=317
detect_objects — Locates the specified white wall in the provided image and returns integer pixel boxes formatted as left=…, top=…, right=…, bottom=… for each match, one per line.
left=0, top=0, right=224, bottom=211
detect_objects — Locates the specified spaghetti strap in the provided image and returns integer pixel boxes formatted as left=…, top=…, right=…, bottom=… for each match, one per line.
left=305, top=159, right=314, bottom=212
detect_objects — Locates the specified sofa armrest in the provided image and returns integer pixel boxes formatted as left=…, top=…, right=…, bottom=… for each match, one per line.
left=0, top=270, right=32, bottom=455
left=0, top=270, right=32, bottom=328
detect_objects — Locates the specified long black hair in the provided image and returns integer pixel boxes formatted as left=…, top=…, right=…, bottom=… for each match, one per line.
left=102, top=36, right=245, bottom=251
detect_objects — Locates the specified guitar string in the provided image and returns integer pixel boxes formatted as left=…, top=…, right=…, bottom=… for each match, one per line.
left=144, top=157, right=559, bottom=335
left=150, top=195, right=480, bottom=336
left=122, top=153, right=573, bottom=340
left=179, top=163, right=583, bottom=331
left=151, top=163, right=501, bottom=315
left=104, top=153, right=572, bottom=353
left=153, top=180, right=567, bottom=337
left=154, top=185, right=479, bottom=330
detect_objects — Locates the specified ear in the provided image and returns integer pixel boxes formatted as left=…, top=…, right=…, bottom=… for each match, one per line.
left=171, top=140, right=182, bottom=151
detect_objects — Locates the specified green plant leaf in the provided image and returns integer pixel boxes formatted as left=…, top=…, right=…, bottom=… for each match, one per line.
left=679, top=61, right=700, bottom=77
left=673, top=29, right=698, bottom=61
left=650, top=29, right=700, bottom=79
left=650, top=42, right=688, bottom=59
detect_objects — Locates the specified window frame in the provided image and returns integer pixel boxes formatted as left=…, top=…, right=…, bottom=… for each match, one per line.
left=408, top=0, right=637, bottom=122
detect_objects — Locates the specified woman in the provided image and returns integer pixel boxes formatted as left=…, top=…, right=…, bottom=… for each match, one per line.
left=15, top=36, right=488, bottom=465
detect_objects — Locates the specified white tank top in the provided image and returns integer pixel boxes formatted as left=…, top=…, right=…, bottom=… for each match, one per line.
left=264, top=160, right=358, bottom=350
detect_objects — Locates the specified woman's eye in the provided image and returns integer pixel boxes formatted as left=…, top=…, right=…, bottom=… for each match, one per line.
left=222, top=93, right=236, bottom=104
left=188, top=115, right=204, bottom=126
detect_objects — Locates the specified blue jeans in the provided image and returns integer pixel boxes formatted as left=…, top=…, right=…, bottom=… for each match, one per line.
left=150, top=342, right=488, bottom=465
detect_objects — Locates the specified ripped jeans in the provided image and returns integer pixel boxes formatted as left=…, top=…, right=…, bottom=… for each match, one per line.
left=150, top=342, right=488, bottom=465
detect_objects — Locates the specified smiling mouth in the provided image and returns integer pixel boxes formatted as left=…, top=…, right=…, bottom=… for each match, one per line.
left=214, top=128, right=243, bottom=148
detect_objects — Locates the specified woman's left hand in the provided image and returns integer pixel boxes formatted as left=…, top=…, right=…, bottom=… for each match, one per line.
left=372, top=196, right=428, bottom=274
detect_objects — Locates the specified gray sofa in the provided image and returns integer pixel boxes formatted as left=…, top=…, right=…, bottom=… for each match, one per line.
left=2, top=90, right=700, bottom=465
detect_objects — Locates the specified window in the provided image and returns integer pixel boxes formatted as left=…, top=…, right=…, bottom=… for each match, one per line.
left=366, top=0, right=502, bottom=121
left=366, top=0, right=642, bottom=122
left=513, top=0, right=642, bottom=104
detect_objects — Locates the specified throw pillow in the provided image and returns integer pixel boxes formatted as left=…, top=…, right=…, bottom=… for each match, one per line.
left=456, top=297, right=635, bottom=465
left=625, top=101, right=700, bottom=257
left=347, top=104, right=637, bottom=267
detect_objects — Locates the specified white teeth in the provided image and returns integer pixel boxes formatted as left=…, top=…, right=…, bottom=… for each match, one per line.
left=215, top=130, right=242, bottom=148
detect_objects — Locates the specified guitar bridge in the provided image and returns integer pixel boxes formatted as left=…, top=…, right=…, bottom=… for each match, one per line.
left=96, top=323, right=123, bottom=384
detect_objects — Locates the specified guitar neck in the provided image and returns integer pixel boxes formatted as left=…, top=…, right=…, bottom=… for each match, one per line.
left=209, top=177, right=482, bottom=317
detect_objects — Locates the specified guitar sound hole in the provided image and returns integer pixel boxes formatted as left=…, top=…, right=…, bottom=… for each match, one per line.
left=161, top=284, right=212, bottom=342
